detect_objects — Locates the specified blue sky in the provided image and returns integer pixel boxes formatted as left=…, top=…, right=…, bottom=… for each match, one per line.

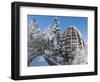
left=28, top=15, right=88, bottom=43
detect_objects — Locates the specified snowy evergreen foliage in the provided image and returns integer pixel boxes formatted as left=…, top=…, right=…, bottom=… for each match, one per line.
left=28, top=17, right=88, bottom=66
left=72, top=47, right=88, bottom=64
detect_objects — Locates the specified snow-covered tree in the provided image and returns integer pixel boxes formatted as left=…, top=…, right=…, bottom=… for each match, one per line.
left=72, top=47, right=88, bottom=64
left=28, top=19, right=46, bottom=65
left=52, top=17, right=61, bottom=46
